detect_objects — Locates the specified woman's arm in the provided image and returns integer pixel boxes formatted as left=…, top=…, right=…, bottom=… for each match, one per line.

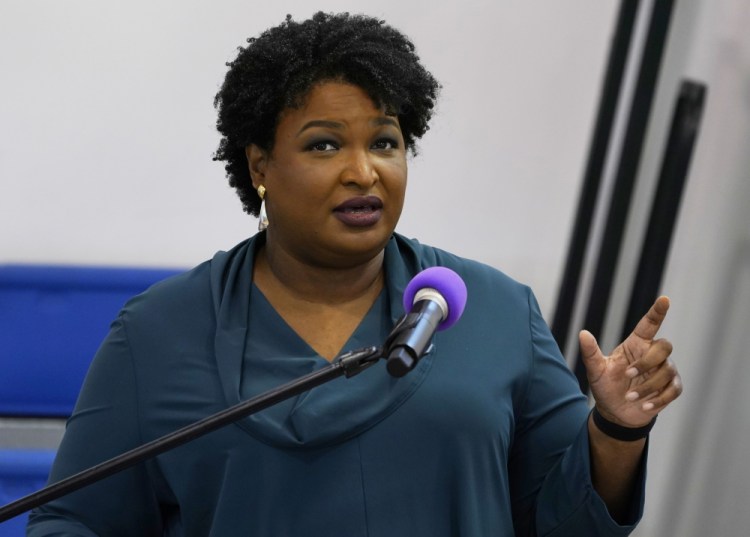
left=588, top=417, right=647, bottom=522
left=27, top=316, right=163, bottom=536
left=580, top=296, right=683, bottom=521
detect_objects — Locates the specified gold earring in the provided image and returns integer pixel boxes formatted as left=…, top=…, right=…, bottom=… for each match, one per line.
left=257, top=185, right=268, bottom=231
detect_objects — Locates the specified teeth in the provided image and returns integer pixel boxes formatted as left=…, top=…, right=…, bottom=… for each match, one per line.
left=345, top=206, right=373, bottom=213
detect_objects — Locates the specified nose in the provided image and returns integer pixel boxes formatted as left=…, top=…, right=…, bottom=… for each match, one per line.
left=339, top=148, right=379, bottom=189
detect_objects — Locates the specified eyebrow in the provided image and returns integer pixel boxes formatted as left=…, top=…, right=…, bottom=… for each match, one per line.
left=373, top=116, right=400, bottom=128
left=296, top=116, right=400, bottom=136
left=297, top=120, right=343, bottom=135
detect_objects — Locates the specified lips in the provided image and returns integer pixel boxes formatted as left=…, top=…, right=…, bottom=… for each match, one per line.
left=333, top=196, right=384, bottom=227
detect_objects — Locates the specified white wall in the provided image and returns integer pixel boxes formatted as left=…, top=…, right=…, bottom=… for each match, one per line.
left=0, top=0, right=617, bottom=316
left=629, top=1, right=750, bottom=535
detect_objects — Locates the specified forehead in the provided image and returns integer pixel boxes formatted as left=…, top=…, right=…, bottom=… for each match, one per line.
left=279, top=81, right=392, bottom=126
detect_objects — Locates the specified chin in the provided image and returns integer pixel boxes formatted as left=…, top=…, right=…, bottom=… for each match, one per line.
left=327, top=230, right=391, bottom=264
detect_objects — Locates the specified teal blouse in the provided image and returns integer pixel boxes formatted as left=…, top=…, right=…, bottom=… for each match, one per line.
left=27, top=233, right=645, bottom=536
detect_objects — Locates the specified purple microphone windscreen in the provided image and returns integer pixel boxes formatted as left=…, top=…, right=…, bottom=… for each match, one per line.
left=402, top=267, right=468, bottom=330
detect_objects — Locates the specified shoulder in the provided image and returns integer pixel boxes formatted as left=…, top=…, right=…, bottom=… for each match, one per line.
left=122, top=262, right=211, bottom=315
left=392, top=235, right=553, bottom=407
left=392, top=233, right=532, bottom=309
left=113, top=263, right=214, bottom=344
left=118, top=237, right=253, bottom=328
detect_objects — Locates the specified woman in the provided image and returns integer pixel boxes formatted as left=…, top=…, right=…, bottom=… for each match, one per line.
left=27, top=12, right=681, bottom=536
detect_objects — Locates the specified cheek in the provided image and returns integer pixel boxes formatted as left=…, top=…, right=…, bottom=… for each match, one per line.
left=384, top=162, right=408, bottom=202
left=265, top=165, right=335, bottom=226
left=269, top=161, right=328, bottom=199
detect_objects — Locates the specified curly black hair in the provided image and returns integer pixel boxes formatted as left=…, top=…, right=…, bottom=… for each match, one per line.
left=213, top=12, right=440, bottom=216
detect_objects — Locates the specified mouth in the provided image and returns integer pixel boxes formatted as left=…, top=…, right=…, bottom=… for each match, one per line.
left=333, top=196, right=384, bottom=227
left=333, top=196, right=384, bottom=213
left=340, top=206, right=377, bottom=214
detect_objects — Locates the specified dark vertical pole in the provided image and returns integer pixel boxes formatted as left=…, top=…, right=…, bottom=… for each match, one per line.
left=574, top=0, right=676, bottom=392
left=620, top=80, right=707, bottom=341
left=551, top=0, right=641, bottom=352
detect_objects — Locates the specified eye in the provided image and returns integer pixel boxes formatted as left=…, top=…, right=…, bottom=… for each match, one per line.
left=306, top=140, right=339, bottom=152
left=372, top=137, right=399, bottom=151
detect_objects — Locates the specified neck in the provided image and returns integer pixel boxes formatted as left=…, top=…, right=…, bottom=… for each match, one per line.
left=253, top=240, right=386, bottom=306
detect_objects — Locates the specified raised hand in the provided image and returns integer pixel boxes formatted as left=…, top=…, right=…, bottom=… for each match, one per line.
left=579, top=296, right=683, bottom=428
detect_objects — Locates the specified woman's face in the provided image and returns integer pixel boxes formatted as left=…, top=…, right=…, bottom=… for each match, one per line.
left=247, top=81, right=408, bottom=268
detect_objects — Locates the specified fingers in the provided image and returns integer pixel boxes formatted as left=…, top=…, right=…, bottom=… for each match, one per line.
left=625, top=338, right=674, bottom=377
left=631, top=295, right=670, bottom=341
left=579, top=330, right=606, bottom=379
left=639, top=372, right=683, bottom=412
left=623, top=337, right=682, bottom=411
left=625, top=356, right=679, bottom=406
left=579, top=330, right=603, bottom=362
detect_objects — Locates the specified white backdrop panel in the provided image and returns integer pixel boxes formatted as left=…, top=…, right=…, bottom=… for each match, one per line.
left=0, top=0, right=617, bottom=315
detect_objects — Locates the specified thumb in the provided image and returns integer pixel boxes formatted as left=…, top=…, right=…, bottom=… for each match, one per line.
left=579, top=330, right=605, bottom=373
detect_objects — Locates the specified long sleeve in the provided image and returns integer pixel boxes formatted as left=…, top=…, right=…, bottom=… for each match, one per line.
left=26, top=316, right=163, bottom=536
left=509, top=290, right=646, bottom=536
left=23, top=235, right=650, bottom=536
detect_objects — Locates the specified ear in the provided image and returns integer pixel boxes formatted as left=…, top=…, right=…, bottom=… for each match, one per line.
left=245, top=144, right=269, bottom=190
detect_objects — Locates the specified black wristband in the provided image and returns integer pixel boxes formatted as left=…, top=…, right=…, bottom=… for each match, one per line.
left=592, top=406, right=656, bottom=441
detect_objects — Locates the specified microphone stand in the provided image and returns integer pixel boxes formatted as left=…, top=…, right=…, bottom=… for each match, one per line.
left=0, top=346, right=382, bottom=523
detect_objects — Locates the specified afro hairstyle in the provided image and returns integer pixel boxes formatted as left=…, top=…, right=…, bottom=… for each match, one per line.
left=213, top=11, right=440, bottom=216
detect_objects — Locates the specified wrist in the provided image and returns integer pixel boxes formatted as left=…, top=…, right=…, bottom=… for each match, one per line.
left=591, top=406, right=656, bottom=442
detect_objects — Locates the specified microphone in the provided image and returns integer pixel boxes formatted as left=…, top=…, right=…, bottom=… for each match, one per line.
left=385, top=267, right=468, bottom=377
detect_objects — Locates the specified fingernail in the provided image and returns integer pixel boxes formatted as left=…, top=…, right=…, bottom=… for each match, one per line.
left=642, top=402, right=654, bottom=411
left=626, top=367, right=639, bottom=378
left=626, top=391, right=640, bottom=401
